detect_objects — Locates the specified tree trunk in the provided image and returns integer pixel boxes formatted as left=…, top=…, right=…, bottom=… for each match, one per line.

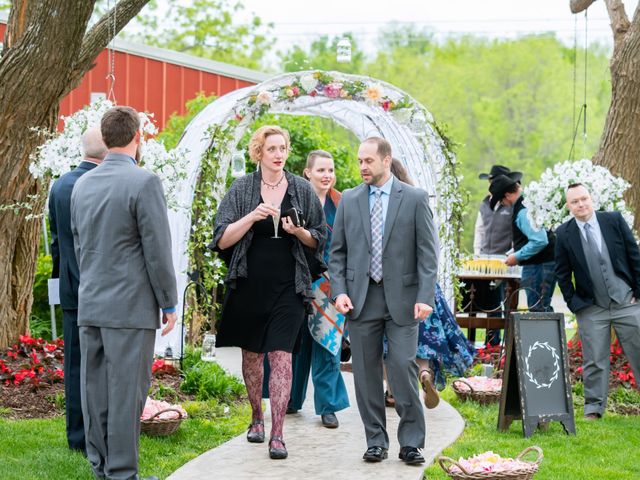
left=592, top=6, right=640, bottom=233
left=570, top=1, right=640, bottom=231
left=0, top=0, right=150, bottom=348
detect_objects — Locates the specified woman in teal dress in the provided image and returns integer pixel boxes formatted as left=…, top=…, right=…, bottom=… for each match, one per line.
left=264, top=150, right=350, bottom=428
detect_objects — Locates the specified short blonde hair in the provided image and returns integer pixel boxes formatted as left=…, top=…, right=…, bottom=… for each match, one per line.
left=248, top=125, right=290, bottom=163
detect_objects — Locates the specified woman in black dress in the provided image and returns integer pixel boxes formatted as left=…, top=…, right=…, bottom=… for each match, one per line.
left=213, top=125, right=326, bottom=459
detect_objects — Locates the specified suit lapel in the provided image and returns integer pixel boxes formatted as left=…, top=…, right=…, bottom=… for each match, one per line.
left=357, top=184, right=372, bottom=248
left=596, top=212, right=615, bottom=255
left=566, top=219, right=588, bottom=269
left=382, top=178, right=403, bottom=252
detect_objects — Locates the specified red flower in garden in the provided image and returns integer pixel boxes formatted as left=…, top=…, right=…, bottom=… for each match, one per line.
left=13, top=368, right=36, bottom=385
left=54, top=368, right=64, bottom=379
left=29, top=350, right=41, bottom=365
left=152, top=359, right=165, bottom=373
left=44, top=343, right=57, bottom=353
left=7, top=351, right=17, bottom=359
left=19, top=335, right=36, bottom=346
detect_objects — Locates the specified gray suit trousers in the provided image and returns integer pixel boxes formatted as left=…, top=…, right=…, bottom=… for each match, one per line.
left=349, top=283, right=425, bottom=449
left=576, top=298, right=640, bottom=416
left=80, top=326, right=155, bottom=480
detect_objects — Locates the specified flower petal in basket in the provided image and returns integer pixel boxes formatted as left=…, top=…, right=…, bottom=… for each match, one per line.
left=141, top=408, right=187, bottom=437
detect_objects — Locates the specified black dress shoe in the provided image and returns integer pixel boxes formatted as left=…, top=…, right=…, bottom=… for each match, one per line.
left=321, top=413, right=339, bottom=428
left=286, top=406, right=298, bottom=414
left=399, top=446, right=425, bottom=464
left=363, top=446, right=388, bottom=462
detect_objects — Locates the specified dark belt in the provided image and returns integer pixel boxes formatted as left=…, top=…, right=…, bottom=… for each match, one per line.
left=369, top=278, right=383, bottom=286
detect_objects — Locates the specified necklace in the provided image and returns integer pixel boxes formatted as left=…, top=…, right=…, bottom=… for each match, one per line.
left=261, top=173, right=285, bottom=190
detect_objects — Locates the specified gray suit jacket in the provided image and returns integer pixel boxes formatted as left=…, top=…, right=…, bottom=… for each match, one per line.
left=70, top=153, right=178, bottom=329
left=329, top=177, right=438, bottom=325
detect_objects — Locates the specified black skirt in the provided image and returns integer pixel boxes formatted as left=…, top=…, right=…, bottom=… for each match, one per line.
left=216, top=193, right=305, bottom=353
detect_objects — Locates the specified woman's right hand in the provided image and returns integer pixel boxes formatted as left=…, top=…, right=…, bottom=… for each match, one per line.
left=250, top=202, right=279, bottom=222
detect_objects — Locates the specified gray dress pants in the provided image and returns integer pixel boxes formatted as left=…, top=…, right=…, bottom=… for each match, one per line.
left=576, top=298, right=640, bottom=416
left=348, top=283, right=425, bottom=449
left=80, top=326, right=156, bottom=480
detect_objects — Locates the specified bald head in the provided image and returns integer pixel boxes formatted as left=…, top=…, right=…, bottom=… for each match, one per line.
left=82, top=127, right=108, bottom=162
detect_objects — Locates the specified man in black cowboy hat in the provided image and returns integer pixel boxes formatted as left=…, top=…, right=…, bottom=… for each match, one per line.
left=489, top=174, right=556, bottom=312
left=472, top=165, right=522, bottom=345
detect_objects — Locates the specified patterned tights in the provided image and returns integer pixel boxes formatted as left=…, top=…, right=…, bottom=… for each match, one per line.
left=242, top=349, right=292, bottom=441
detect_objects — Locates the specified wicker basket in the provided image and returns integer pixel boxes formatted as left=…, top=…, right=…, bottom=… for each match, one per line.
left=452, top=378, right=501, bottom=406
left=438, top=446, right=543, bottom=480
left=141, top=408, right=186, bottom=436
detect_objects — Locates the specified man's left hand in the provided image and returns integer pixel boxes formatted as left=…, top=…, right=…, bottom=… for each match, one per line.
left=161, top=311, right=177, bottom=336
left=414, top=303, right=433, bottom=320
left=505, top=254, right=518, bottom=266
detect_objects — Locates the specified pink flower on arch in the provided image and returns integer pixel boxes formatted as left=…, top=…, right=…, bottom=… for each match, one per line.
left=324, top=82, right=343, bottom=98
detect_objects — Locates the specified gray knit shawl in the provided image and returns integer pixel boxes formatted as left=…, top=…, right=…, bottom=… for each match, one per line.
left=213, top=170, right=327, bottom=304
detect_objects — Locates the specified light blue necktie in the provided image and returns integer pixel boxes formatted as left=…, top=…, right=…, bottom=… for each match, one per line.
left=370, top=190, right=383, bottom=282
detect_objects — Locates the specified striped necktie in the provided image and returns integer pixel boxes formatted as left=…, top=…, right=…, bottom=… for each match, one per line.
left=370, top=189, right=383, bottom=283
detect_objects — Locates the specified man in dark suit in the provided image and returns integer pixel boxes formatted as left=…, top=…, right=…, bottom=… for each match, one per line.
left=555, top=183, right=640, bottom=420
left=49, top=127, right=107, bottom=452
left=330, top=137, right=438, bottom=464
left=71, top=106, right=178, bottom=480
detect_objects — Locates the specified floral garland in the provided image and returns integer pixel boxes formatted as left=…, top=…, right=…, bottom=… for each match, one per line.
left=189, top=71, right=464, bottom=304
left=29, top=99, right=189, bottom=211
left=524, top=158, right=634, bottom=231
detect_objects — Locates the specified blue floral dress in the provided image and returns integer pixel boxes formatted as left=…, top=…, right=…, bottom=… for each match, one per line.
left=417, top=284, right=475, bottom=389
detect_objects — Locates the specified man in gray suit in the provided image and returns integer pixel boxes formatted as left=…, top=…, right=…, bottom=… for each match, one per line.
left=555, top=183, right=640, bottom=420
left=71, top=106, right=178, bottom=480
left=329, top=137, right=438, bottom=464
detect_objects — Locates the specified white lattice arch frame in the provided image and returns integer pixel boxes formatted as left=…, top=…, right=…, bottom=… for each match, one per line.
left=156, top=71, right=458, bottom=355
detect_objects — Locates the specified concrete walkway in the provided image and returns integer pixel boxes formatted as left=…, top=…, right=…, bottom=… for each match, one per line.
left=168, top=347, right=465, bottom=480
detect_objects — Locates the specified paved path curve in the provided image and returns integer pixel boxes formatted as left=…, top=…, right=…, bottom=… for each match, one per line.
left=168, top=347, right=465, bottom=480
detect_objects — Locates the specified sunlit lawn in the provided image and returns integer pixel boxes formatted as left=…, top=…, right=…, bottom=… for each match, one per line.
left=423, top=388, right=640, bottom=479
left=0, top=401, right=250, bottom=480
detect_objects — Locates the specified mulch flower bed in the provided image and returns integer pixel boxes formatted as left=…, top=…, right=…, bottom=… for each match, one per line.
left=0, top=335, right=192, bottom=420
left=472, top=337, right=637, bottom=390
left=0, top=335, right=65, bottom=419
left=470, top=336, right=639, bottom=414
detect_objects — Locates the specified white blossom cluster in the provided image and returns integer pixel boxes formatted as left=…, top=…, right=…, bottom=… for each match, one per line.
left=523, top=158, right=634, bottom=230
left=29, top=99, right=188, bottom=210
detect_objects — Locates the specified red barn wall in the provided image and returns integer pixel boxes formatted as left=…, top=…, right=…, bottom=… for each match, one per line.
left=0, top=21, right=258, bottom=131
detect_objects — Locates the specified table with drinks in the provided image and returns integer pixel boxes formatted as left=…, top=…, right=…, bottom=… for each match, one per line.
left=456, top=255, right=522, bottom=344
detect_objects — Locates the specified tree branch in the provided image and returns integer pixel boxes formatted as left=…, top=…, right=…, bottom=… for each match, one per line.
left=604, top=0, right=631, bottom=53
left=570, top=0, right=597, bottom=14
left=65, top=0, right=151, bottom=94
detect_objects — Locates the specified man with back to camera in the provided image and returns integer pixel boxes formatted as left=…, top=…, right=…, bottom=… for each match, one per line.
left=329, top=137, right=438, bottom=465
left=49, top=127, right=107, bottom=453
left=473, top=165, right=522, bottom=345
left=555, top=183, right=640, bottom=420
left=71, top=106, right=178, bottom=480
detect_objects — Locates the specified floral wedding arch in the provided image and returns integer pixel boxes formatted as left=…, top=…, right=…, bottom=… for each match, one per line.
left=158, top=70, right=464, bottom=355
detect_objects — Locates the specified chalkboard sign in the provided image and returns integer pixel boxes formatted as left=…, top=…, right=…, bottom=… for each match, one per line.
left=497, top=312, right=576, bottom=438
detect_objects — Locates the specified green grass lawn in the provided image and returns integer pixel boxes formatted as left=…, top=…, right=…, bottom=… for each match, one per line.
left=0, top=401, right=250, bottom=480
left=423, top=388, right=640, bottom=479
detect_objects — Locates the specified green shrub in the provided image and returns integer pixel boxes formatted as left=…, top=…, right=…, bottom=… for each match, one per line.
left=609, top=385, right=640, bottom=405
left=180, top=361, right=245, bottom=402
left=181, top=346, right=204, bottom=373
